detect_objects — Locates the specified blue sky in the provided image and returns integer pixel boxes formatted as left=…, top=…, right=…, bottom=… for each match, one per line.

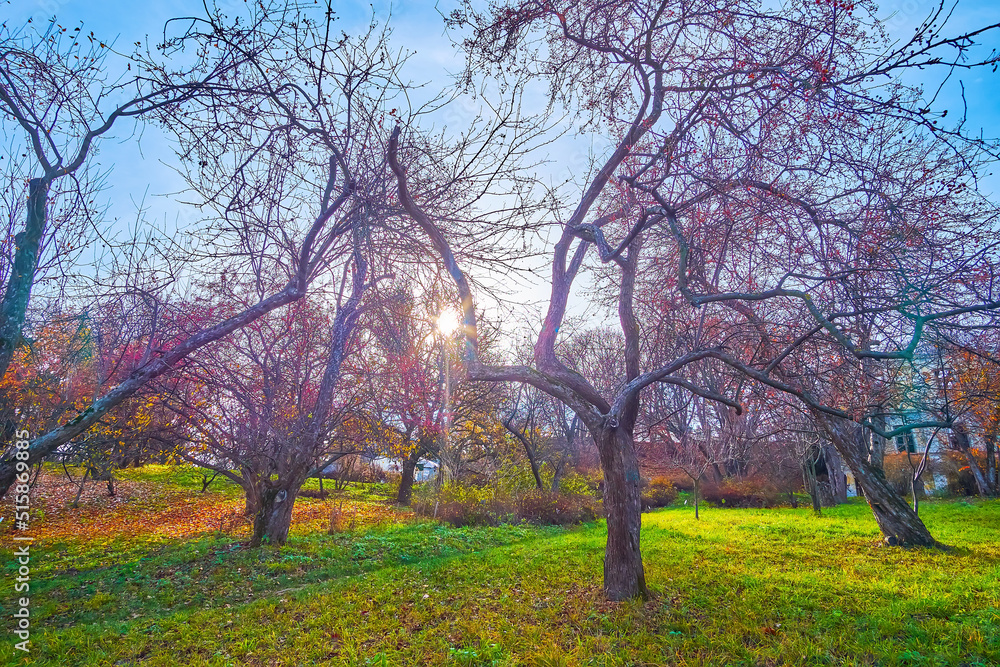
left=5, top=0, right=995, bottom=188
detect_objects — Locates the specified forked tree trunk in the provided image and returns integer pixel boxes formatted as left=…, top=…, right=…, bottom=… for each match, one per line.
left=818, top=413, right=940, bottom=547
left=551, top=462, right=564, bottom=493
left=200, top=472, right=218, bottom=493
left=523, top=439, right=544, bottom=491
left=241, top=475, right=262, bottom=516
left=250, top=483, right=300, bottom=546
left=504, top=419, right=544, bottom=490
left=594, top=426, right=647, bottom=601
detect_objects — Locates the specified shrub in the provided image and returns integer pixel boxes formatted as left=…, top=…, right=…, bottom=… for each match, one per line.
left=700, top=477, right=782, bottom=508
left=428, top=494, right=517, bottom=528
left=412, top=484, right=500, bottom=527
left=641, top=476, right=678, bottom=510
left=936, top=451, right=980, bottom=496
left=649, top=469, right=697, bottom=492
left=884, top=453, right=922, bottom=496
left=557, top=470, right=602, bottom=498
left=412, top=482, right=601, bottom=527
left=517, top=491, right=601, bottom=525
left=492, top=461, right=549, bottom=496
left=382, top=472, right=402, bottom=490
left=328, top=502, right=358, bottom=533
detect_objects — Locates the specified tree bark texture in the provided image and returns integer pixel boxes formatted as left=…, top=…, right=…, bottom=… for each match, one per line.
left=250, top=484, right=299, bottom=546
left=397, top=446, right=424, bottom=505
left=823, top=442, right=848, bottom=504
left=0, top=178, right=48, bottom=380
left=802, top=455, right=822, bottom=515
left=594, top=426, right=647, bottom=601
left=818, top=413, right=940, bottom=547
left=986, top=435, right=997, bottom=494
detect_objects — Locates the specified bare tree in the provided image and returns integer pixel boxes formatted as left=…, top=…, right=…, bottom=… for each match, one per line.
left=0, top=14, right=245, bottom=380
left=166, top=273, right=367, bottom=546
left=0, top=2, right=403, bottom=497
left=388, top=0, right=1000, bottom=600
left=360, top=281, right=450, bottom=505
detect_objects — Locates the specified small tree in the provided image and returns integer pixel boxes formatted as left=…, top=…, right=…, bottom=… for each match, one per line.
left=170, top=280, right=367, bottom=546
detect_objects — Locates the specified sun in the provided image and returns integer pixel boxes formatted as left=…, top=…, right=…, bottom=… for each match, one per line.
left=437, top=307, right=461, bottom=336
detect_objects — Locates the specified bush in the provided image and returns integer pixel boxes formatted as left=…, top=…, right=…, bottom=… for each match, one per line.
left=936, top=451, right=980, bottom=496
left=884, top=453, right=922, bottom=496
left=517, top=491, right=601, bottom=525
left=426, top=500, right=501, bottom=527
left=382, top=471, right=402, bottom=490
left=700, top=478, right=782, bottom=508
left=412, top=482, right=601, bottom=527
left=557, top=470, right=603, bottom=498
left=641, top=476, right=678, bottom=510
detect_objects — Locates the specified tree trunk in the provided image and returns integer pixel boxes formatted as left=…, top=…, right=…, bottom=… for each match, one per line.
left=200, top=472, right=218, bottom=493
left=693, top=476, right=700, bottom=520
left=866, top=415, right=887, bottom=472
left=71, top=467, right=89, bottom=507
left=551, top=461, right=564, bottom=493
left=951, top=423, right=993, bottom=497
left=242, top=475, right=262, bottom=516
left=986, top=434, right=998, bottom=494
left=823, top=442, right=848, bottom=504
left=817, top=413, right=940, bottom=547
left=0, top=178, right=48, bottom=380
left=594, top=426, right=647, bottom=601
left=251, top=484, right=299, bottom=547
left=524, top=441, right=544, bottom=490
left=504, top=419, right=545, bottom=490
left=802, top=456, right=822, bottom=515
left=397, top=447, right=424, bottom=505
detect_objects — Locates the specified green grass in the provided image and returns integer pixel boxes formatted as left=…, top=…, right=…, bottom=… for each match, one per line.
left=4, top=494, right=999, bottom=666
left=113, top=463, right=396, bottom=502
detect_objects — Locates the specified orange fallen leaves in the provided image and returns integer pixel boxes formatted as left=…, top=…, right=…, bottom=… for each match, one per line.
left=3, top=470, right=411, bottom=545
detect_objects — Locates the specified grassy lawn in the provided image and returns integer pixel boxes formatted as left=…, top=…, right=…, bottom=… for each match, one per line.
left=2, top=467, right=998, bottom=666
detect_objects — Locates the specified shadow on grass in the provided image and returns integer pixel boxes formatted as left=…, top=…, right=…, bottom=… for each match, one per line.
left=17, top=521, right=567, bottom=630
